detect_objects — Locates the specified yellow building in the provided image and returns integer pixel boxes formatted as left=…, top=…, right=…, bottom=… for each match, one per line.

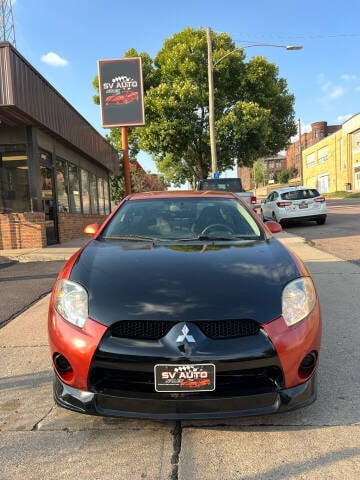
left=302, top=113, right=360, bottom=193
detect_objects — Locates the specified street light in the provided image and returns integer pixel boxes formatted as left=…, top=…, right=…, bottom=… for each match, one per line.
left=207, top=27, right=303, bottom=177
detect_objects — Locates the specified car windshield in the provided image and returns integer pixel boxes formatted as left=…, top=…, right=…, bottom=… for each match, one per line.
left=100, top=197, right=264, bottom=241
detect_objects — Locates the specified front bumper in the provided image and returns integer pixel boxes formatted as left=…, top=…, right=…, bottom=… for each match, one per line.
left=53, top=373, right=317, bottom=420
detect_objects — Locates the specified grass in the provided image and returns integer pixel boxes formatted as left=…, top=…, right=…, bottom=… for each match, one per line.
left=323, top=191, right=360, bottom=199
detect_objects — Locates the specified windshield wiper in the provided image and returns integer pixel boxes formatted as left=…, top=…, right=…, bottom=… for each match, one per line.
left=103, top=235, right=160, bottom=242
left=197, top=234, right=236, bottom=241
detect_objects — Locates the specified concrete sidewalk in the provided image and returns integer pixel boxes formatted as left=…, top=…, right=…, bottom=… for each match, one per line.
left=0, top=236, right=89, bottom=265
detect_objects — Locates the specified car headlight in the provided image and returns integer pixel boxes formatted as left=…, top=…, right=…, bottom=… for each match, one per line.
left=54, top=279, right=88, bottom=328
left=282, top=277, right=316, bottom=326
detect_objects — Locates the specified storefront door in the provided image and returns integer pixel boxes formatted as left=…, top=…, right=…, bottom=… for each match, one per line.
left=40, top=164, right=58, bottom=245
left=354, top=168, right=360, bottom=192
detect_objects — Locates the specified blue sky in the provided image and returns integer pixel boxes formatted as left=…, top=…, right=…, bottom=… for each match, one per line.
left=10, top=0, right=360, bottom=173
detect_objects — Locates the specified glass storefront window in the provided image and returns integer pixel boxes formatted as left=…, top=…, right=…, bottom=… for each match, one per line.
left=0, top=147, right=30, bottom=213
left=98, top=177, right=105, bottom=215
left=89, top=173, right=98, bottom=214
left=81, top=169, right=90, bottom=214
left=68, top=163, right=81, bottom=213
left=55, top=159, right=69, bottom=212
left=103, top=178, right=110, bottom=214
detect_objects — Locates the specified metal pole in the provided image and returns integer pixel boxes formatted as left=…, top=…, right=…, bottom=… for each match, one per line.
left=121, top=127, right=132, bottom=195
left=207, top=27, right=218, bottom=177
left=298, top=119, right=303, bottom=185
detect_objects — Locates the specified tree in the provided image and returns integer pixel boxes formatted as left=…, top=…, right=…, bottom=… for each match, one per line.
left=93, top=28, right=297, bottom=186
left=277, top=166, right=298, bottom=184
left=251, top=159, right=267, bottom=188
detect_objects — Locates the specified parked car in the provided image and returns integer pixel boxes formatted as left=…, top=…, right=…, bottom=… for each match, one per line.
left=260, top=186, right=327, bottom=225
left=48, top=191, right=322, bottom=420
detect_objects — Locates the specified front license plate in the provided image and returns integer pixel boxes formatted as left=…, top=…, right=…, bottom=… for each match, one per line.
left=154, top=364, right=215, bottom=392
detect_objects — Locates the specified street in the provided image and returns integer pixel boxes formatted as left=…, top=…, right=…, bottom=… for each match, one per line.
left=0, top=261, right=65, bottom=327
left=0, top=203, right=359, bottom=479
left=283, top=198, right=360, bottom=266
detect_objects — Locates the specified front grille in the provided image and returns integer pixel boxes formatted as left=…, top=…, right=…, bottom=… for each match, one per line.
left=195, top=319, right=259, bottom=339
left=111, top=320, right=174, bottom=340
left=88, top=366, right=283, bottom=396
left=110, top=319, right=260, bottom=340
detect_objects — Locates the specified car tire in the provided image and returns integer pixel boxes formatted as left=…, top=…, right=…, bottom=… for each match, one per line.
left=316, top=216, right=326, bottom=225
left=272, top=212, right=278, bottom=222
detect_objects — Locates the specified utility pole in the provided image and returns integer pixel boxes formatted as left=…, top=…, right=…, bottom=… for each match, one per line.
left=207, top=28, right=302, bottom=180
left=0, top=0, right=16, bottom=46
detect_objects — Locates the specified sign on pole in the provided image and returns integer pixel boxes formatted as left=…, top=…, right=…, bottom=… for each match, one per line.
left=98, top=57, right=145, bottom=128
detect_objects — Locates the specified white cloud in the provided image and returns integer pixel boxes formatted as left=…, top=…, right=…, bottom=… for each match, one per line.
left=317, top=74, right=345, bottom=103
left=41, top=52, right=68, bottom=67
left=340, top=74, right=357, bottom=81
left=328, top=86, right=345, bottom=99
left=337, top=114, right=353, bottom=123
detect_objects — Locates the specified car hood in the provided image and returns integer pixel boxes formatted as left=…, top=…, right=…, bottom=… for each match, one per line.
left=69, top=238, right=302, bottom=326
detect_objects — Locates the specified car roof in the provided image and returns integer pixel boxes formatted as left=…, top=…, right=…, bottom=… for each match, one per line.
left=271, top=186, right=318, bottom=193
left=127, top=190, right=238, bottom=200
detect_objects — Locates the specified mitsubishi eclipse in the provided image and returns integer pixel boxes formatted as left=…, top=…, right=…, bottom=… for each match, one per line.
left=48, top=190, right=321, bottom=419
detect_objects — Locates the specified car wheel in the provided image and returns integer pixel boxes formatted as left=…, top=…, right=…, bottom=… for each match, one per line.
left=316, top=217, right=326, bottom=225
left=272, top=212, right=278, bottom=222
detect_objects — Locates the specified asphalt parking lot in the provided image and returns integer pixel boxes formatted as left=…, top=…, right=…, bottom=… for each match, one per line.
left=0, top=232, right=359, bottom=479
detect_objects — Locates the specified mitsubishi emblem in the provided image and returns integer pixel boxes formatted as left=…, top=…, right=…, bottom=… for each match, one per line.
left=176, top=324, right=195, bottom=344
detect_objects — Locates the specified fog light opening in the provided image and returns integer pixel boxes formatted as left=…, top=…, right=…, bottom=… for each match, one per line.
left=299, top=351, right=317, bottom=378
left=54, top=353, right=73, bottom=381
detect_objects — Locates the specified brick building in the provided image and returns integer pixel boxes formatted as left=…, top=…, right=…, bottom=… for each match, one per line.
left=237, top=155, right=286, bottom=191
left=0, top=42, right=118, bottom=249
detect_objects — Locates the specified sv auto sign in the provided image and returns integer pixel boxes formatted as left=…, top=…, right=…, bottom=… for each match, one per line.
left=98, top=57, right=145, bottom=128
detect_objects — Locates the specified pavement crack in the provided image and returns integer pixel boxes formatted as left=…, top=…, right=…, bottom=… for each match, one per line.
left=31, top=406, right=54, bottom=431
left=170, top=420, right=182, bottom=480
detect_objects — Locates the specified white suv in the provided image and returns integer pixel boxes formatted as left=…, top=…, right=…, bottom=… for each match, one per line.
left=260, top=186, right=327, bottom=225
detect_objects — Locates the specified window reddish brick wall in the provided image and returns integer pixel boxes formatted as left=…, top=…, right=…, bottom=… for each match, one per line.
left=57, top=213, right=107, bottom=244
left=0, top=213, right=46, bottom=249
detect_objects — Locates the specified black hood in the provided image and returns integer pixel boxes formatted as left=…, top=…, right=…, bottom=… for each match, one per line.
left=69, top=238, right=301, bottom=325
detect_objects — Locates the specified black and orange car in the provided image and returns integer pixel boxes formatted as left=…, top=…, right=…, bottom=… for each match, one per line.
left=105, top=90, right=138, bottom=105
left=180, top=378, right=211, bottom=389
left=48, top=191, right=321, bottom=419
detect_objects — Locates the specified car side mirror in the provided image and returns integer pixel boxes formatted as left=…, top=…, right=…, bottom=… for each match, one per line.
left=265, top=220, right=282, bottom=234
left=84, top=223, right=100, bottom=236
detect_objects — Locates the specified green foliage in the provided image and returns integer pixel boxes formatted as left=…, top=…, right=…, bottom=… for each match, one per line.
left=93, top=27, right=297, bottom=186
left=278, top=166, right=298, bottom=184
left=277, top=169, right=291, bottom=184
left=252, top=159, right=268, bottom=187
